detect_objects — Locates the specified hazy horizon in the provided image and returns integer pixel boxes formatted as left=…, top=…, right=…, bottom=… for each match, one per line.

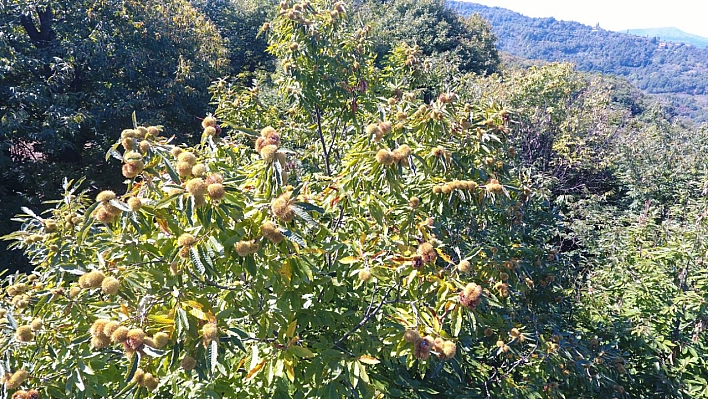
left=456, top=0, right=708, bottom=38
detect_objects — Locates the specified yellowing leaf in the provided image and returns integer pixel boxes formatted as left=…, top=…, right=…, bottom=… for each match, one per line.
left=155, top=217, right=170, bottom=234
left=288, top=346, right=314, bottom=359
left=148, top=313, right=175, bottom=326
left=391, top=255, right=410, bottom=263
left=338, top=256, right=360, bottom=265
left=452, top=306, right=463, bottom=337
left=148, top=313, right=175, bottom=334
left=189, top=307, right=207, bottom=321
left=436, top=249, right=453, bottom=264
left=358, top=355, right=380, bottom=365
left=433, top=314, right=441, bottom=334
left=184, top=300, right=215, bottom=322
left=406, top=269, right=418, bottom=287
left=284, top=356, right=295, bottom=382
left=303, top=247, right=326, bottom=255
left=183, top=300, right=204, bottom=311
left=286, top=320, right=297, bottom=338
left=279, top=261, right=292, bottom=283
left=235, top=356, right=247, bottom=372
left=245, top=359, right=267, bottom=381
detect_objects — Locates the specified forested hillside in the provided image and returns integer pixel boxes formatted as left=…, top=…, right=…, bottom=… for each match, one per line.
left=450, top=1, right=708, bottom=96
left=1, top=1, right=708, bottom=398
left=625, top=27, right=708, bottom=49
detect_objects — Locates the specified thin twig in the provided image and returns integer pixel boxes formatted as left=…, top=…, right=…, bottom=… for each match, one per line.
left=315, top=106, right=332, bottom=176
left=333, top=284, right=395, bottom=348
left=187, top=269, right=244, bottom=291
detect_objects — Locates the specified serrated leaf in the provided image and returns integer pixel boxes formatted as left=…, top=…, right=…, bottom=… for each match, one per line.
left=406, top=269, right=418, bottom=287
left=281, top=229, right=306, bottom=247
left=291, top=205, right=318, bottom=227
left=191, top=247, right=205, bottom=274
left=284, top=356, right=295, bottom=382
left=188, top=306, right=209, bottom=322
left=6, top=311, right=17, bottom=329
left=208, top=236, right=224, bottom=256
left=295, top=202, right=325, bottom=214
left=220, top=122, right=259, bottom=137
left=175, top=307, right=189, bottom=339
left=273, top=157, right=283, bottom=186
left=199, top=245, right=215, bottom=274
left=209, top=339, right=218, bottom=375
left=74, top=368, right=85, bottom=392
left=224, top=234, right=241, bottom=249
left=279, top=261, right=292, bottom=283
left=436, top=248, right=453, bottom=264
left=296, top=259, right=314, bottom=282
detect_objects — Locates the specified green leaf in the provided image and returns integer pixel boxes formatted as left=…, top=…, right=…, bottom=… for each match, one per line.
left=109, top=199, right=132, bottom=212
left=106, top=147, right=123, bottom=162
left=220, top=122, right=259, bottom=137
left=198, top=245, right=216, bottom=275
left=125, top=351, right=141, bottom=383
left=452, top=306, right=463, bottom=337
left=191, top=247, right=206, bottom=275
left=175, top=308, right=189, bottom=339
left=295, top=202, right=325, bottom=214
left=208, top=339, right=218, bottom=375
left=288, top=345, right=314, bottom=359
left=162, top=154, right=182, bottom=184
left=142, top=345, right=165, bottom=358
left=224, top=234, right=241, bottom=249
left=282, top=229, right=306, bottom=247
left=292, top=205, right=318, bottom=227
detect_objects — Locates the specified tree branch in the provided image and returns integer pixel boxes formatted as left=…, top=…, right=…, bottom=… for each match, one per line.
left=188, top=269, right=244, bottom=291
left=20, top=6, right=55, bottom=48
left=333, top=284, right=394, bottom=348
left=314, top=106, right=332, bottom=176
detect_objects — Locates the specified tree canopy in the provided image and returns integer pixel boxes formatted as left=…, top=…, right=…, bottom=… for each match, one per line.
left=2, top=1, right=708, bottom=398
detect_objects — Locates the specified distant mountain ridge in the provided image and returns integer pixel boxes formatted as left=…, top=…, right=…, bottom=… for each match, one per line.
left=448, top=1, right=708, bottom=96
left=623, top=27, right=708, bottom=48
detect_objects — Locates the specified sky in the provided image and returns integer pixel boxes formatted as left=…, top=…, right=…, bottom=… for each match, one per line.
left=458, top=0, right=708, bottom=38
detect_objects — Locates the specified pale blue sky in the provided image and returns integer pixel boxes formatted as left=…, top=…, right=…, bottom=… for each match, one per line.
left=458, top=0, right=708, bottom=38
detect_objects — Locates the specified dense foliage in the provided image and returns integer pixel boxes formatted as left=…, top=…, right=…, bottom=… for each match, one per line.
left=189, top=0, right=276, bottom=83
left=2, top=1, right=708, bottom=398
left=362, top=0, right=500, bottom=75
left=0, top=0, right=230, bottom=270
